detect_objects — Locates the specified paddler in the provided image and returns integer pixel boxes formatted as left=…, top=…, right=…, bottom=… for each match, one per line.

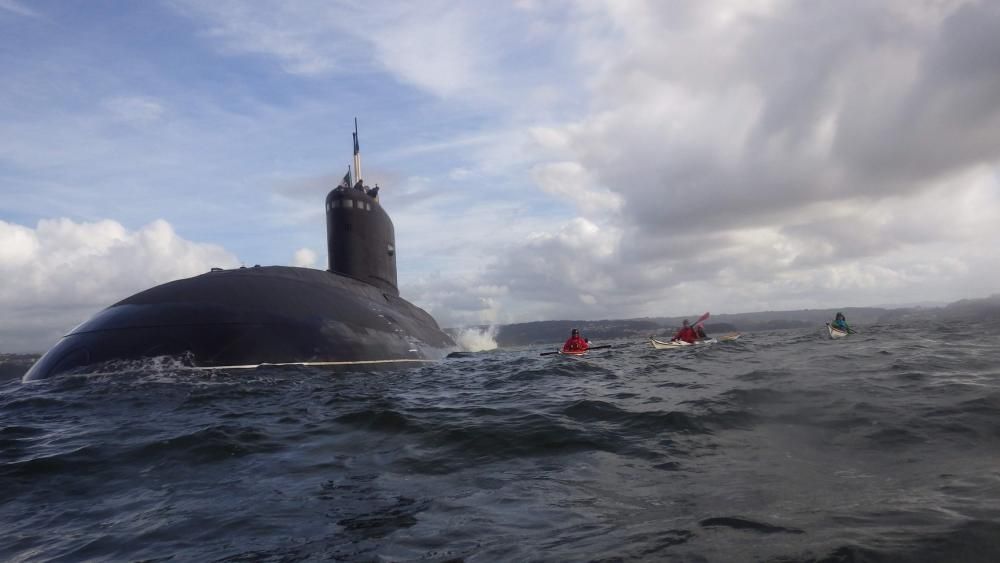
left=562, top=328, right=590, bottom=353
left=671, top=320, right=698, bottom=344
left=831, top=312, right=853, bottom=333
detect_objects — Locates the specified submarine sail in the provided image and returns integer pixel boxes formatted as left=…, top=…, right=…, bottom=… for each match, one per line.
left=326, top=119, right=397, bottom=295
left=23, top=123, right=454, bottom=380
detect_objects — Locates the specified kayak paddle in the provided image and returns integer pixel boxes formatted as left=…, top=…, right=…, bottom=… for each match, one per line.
left=692, top=311, right=710, bottom=329
left=540, top=344, right=613, bottom=356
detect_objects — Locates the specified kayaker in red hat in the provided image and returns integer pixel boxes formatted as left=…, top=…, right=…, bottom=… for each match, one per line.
left=671, top=320, right=698, bottom=344
left=562, top=328, right=590, bottom=353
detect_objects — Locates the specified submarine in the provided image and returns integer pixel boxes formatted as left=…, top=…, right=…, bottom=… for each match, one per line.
left=23, top=122, right=455, bottom=381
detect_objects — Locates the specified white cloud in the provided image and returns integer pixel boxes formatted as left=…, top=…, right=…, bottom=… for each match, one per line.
left=0, top=218, right=239, bottom=352
left=462, top=0, right=1000, bottom=320
left=168, top=1, right=581, bottom=108
left=531, top=161, right=623, bottom=217
left=334, top=0, right=1000, bottom=325
left=0, top=0, right=37, bottom=17
left=168, top=0, right=353, bottom=76
left=404, top=274, right=509, bottom=328
left=170, top=1, right=497, bottom=98
left=369, top=5, right=491, bottom=98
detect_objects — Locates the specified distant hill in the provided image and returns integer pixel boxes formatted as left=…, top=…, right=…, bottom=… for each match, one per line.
left=877, top=294, right=1000, bottom=323
left=456, top=294, right=998, bottom=347
left=940, top=294, right=1000, bottom=320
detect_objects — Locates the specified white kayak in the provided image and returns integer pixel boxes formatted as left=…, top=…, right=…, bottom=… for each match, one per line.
left=826, top=323, right=849, bottom=339
left=650, top=337, right=716, bottom=350
left=718, top=332, right=742, bottom=342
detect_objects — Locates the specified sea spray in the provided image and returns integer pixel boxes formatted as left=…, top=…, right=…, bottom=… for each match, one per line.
left=454, top=325, right=498, bottom=352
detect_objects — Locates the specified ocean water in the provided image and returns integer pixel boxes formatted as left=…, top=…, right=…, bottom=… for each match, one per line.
left=2, top=321, right=1000, bottom=562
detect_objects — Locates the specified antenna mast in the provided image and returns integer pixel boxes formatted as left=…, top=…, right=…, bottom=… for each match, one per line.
left=352, top=118, right=362, bottom=187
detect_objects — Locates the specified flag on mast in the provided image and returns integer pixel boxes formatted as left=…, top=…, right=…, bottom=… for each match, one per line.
left=352, top=118, right=362, bottom=187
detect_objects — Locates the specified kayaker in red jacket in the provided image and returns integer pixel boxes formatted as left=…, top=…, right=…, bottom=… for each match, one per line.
left=672, top=320, right=698, bottom=344
left=562, top=328, right=589, bottom=352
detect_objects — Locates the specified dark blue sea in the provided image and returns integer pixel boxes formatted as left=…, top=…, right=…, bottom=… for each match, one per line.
left=2, top=321, right=1000, bottom=562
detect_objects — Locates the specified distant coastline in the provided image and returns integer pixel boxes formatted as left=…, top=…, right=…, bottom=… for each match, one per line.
left=447, top=294, right=1000, bottom=347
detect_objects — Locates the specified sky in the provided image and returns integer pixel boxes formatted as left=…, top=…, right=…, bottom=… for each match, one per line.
left=2, top=0, right=999, bottom=353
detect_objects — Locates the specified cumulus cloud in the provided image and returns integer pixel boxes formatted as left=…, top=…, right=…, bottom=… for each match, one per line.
left=404, top=273, right=508, bottom=328
left=558, top=0, right=1000, bottom=235
left=532, top=161, right=623, bottom=217
left=450, top=0, right=1000, bottom=322
left=0, top=218, right=239, bottom=352
left=299, top=0, right=1000, bottom=325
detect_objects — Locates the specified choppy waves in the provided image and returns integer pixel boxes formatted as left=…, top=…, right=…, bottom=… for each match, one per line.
left=2, top=322, right=1000, bottom=561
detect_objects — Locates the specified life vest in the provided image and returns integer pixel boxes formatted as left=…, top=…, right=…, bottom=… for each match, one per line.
left=562, top=336, right=589, bottom=352
left=673, top=327, right=698, bottom=343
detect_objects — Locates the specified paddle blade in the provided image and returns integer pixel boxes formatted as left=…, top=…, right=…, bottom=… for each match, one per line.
left=693, top=311, right=710, bottom=328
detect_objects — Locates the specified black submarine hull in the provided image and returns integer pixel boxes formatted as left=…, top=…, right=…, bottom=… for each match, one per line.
left=23, top=266, right=454, bottom=380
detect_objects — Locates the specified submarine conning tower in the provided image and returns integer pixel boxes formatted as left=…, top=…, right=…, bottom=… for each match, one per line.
left=325, top=186, right=397, bottom=295
left=324, top=119, right=398, bottom=296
